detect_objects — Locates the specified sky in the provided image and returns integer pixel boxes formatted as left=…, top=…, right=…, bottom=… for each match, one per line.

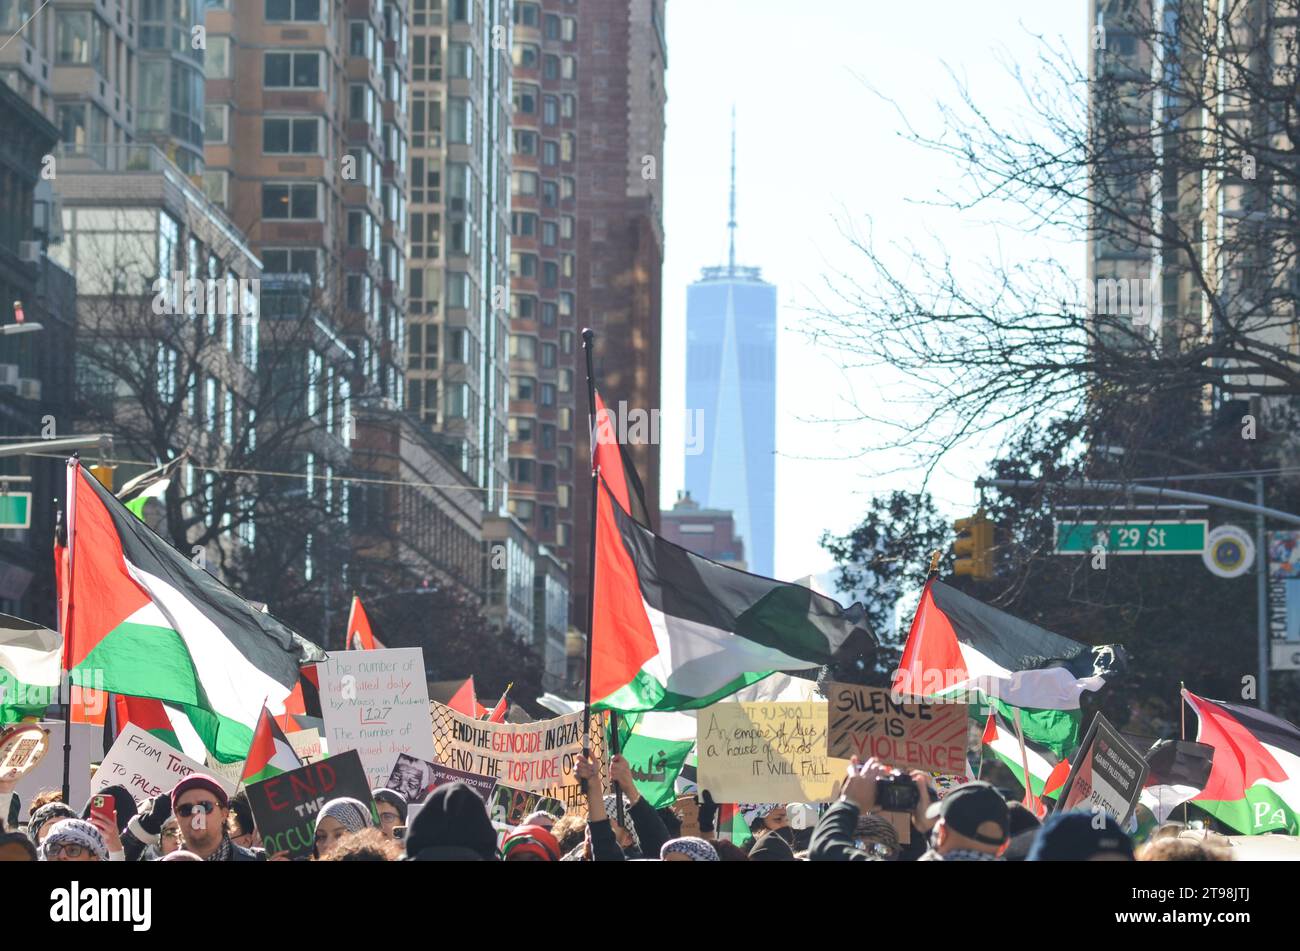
left=658, top=0, right=1087, bottom=585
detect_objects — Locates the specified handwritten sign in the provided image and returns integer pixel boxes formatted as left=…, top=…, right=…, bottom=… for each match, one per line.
left=245, top=750, right=375, bottom=859
left=825, top=684, right=969, bottom=774
left=287, top=728, right=325, bottom=764
left=93, top=723, right=235, bottom=803
left=696, top=702, right=841, bottom=803
left=319, top=648, right=435, bottom=788
left=487, top=783, right=566, bottom=827
left=430, top=701, right=604, bottom=815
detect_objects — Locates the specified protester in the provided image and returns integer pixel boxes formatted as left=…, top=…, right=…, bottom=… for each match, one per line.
left=711, top=840, right=751, bottom=861
left=170, top=774, right=263, bottom=861
left=39, top=818, right=109, bottom=862
left=314, top=797, right=376, bottom=858
left=404, top=782, right=498, bottom=861
left=1002, top=800, right=1043, bottom=861
left=321, top=828, right=401, bottom=861
left=0, top=830, right=37, bottom=861
left=661, top=836, right=719, bottom=861
left=748, top=832, right=797, bottom=861
left=551, top=814, right=587, bottom=858
left=1137, top=836, right=1233, bottom=861
left=916, top=781, right=1009, bottom=861
left=574, top=754, right=629, bottom=861
left=161, top=850, right=203, bottom=862
left=520, top=809, right=556, bottom=831
left=608, top=754, right=670, bottom=858
left=228, top=791, right=260, bottom=850
left=372, top=788, right=408, bottom=841
left=26, top=801, right=77, bottom=847
left=852, top=812, right=902, bottom=861
left=158, top=816, right=183, bottom=857
left=501, top=823, right=562, bottom=861
left=1026, top=811, right=1135, bottom=861
left=811, top=756, right=944, bottom=861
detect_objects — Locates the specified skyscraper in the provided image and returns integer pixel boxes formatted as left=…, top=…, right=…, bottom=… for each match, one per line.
left=683, top=114, right=776, bottom=577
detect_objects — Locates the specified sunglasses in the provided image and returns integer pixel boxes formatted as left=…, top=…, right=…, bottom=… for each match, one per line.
left=177, top=802, right=219, bottom=818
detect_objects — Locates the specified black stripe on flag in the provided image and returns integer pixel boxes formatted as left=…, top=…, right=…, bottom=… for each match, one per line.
left=1211, top=699, right=1300, bottom=760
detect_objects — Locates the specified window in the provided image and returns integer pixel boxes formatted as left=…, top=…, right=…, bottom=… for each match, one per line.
left=514, top=130, right=537, bottom=155
left=262, top=183, right=319, bottom=219
left=542, top=140, right=558, bottom=165
left=542, top=261, right=558, bottom=287
left=263, top=117, right=319, bottom=154
left=447, top=98, right=471, bottom=143
left=512, top=212, right=537, bottom=237
left=450, top=42, right=473, bottom=78
left=512, top=376, right=536, bottom=401
left=543, top=96, right=558, bottom=125
left=513, top=44, right=538, bottom=69
left=205, top=105, right=228, bottom=143
left=512, top=171, right=538, bottom=195
left=561, top=176, right=575, bottom=199
left=542, top=54, right=559, bottom=80
left=513, top=295, right=536, bottom=320
left=447, top=382, right=469, bottom=418
left=514, top=2, right=539, bottom=26
left=561, top=215, right=574, bottom=240
left=201, top=171, right=228, bottom=207
left=262, top=248, right=318, bottom=280
left=264, top=51, right=321, bottom=88
left=541, top=424, right=556, bottom=449
left=56, top=11, right=90, bottom=63
left=266, top=0, right=320, bottom=21
left=510, top=334, right=537, bottom=361
left=448, top=328, right=469, bottom=362
left=510, top=458, right=534, bottom=483
left=511, top=253, right=537, bottom=278
left=539, top=383, right=556, bottom=406
left=348, top=21, right=371, bottom=56
left=542, top=180, right=558, bottom=207
left=205, top=37, right=231, bottom=79
left=515, top=85, right=537, bottom=114
left=559, top=292, right=574, bottom=316
left=541, top=302, right=557, bottom=327
left=510, top=417, right=534, bottom=442
left=542, top=221, right=557, bottom=246
left=541, top=343, right=557, bottom=368
left=544, top=13, right=560, bottom=40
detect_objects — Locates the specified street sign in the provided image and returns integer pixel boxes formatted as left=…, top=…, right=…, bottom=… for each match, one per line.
left=1202, top=525, right=1255, bottom=578
left=1054, top=519, right=1207, bottom=555
left=1272, top=642, right=1300, bottom=672
left=0, top=493, right=31, bottom=529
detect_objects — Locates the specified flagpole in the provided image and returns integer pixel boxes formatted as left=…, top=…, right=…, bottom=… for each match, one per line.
left=60, top=456, right=80, bottom=805
left=1011, top=708, right=1037, bottom=815
left=1180, top=681, right=1187, bottom=826
left=580, top=328, right=599, bottom=780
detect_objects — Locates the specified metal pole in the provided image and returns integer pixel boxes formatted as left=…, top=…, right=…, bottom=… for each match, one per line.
left=1256, top=476, right=1269, bottom=712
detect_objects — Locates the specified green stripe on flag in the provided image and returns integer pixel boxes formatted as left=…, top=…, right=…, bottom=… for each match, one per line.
left=1196, top=789, right=1300, bottom=836
left=595, top=667, right=776, bottom=714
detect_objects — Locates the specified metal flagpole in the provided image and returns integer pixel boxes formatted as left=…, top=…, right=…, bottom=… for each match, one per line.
left=60, top=456, right=80, bottom=805
left=1180, top=682, right=1187, bottom=826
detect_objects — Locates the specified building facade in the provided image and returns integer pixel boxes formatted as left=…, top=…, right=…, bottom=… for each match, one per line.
left=660, top=490, right=746, bottom=570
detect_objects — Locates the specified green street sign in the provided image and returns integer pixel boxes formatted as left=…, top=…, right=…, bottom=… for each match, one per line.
left=1054, top=520, right=1207, bottom=555
left=0, top=492, right=30, bottom=529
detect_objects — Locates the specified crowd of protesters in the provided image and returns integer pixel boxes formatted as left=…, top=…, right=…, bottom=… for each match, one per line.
left=0, top=755, right=1234, bottom=862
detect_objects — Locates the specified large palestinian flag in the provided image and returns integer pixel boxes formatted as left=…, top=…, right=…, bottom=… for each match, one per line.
left=64, top=459, right=325, bottom=762
left=590, top=477, right=872, bottom=713
left=1185, top=691, right=1300, bottom=835
left=894, top=580, right=1124, bottom=758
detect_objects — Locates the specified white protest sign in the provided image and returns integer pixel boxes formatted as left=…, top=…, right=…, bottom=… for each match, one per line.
left=94, top=723, right=235, bottom=803
left=319, top=648, right=435, bottom=788
left=287, top=728, right=325, bottom=763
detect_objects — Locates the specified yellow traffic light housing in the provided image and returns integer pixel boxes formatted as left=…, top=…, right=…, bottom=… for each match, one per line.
left=953, top=509, right=994, bottom=580
left=89, top=464, right=114, bottom=490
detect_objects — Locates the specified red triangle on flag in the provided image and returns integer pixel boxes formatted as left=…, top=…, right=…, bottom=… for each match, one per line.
left=346, top=595, right=378, bottom=650
left=447, top=676, right=478, bottom=718
left=893, top=579, right=968, bottom=697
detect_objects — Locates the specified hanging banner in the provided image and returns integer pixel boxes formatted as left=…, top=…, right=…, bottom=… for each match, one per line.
left=1054, top=713, right=1148, bottom=825
left=824, top=683, right=969, bottom=774
left=319, top=647, right=435, bottom=788
left=695, top=702, right=842, bottom=803
left=429, top=701, right=604, bottom=815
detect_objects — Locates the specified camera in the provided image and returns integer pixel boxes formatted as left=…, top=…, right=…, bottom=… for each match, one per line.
left=876, top=773, right=919, bottom=812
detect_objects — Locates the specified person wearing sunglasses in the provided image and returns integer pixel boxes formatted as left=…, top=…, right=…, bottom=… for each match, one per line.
left=169, top=774, right=264, bottom=862
left=38, top=818, right=109, bottom=862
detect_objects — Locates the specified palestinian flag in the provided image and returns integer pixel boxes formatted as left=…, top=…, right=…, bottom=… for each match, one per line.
left=613, top=710, right=697, bottom=809
left=1185, top=691, right=1300, bottom=835
left=117, top=454, right=186, bottom=521
left=486, top=683, right=512, bottom=723
left=981, top=710, right=1068, bottom=800
left=448, top=676, right=490, bottom=718
left=1138, top=738, right=1214, bottom=824
left=63, top=459, right=326, bottom=762
left=895, top=580, right=1124, bottom=758
left=0, top=613, right=62, bottom=723
left=241, top=704, right=302, bottom=784
left=345, top=595, right=380, bottom=650
left=590, top=476, right=872, bottom=713
left=591, top=387, right=651, bottom=527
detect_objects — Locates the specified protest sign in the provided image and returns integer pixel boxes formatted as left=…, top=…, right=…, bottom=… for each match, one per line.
left=12, top=723, right=98, bottom=821
left=245, top=750, right=375, bottom=859
left=287, top=728, right=325, bottom=764
left=94, top=723, right=234, bottom=803
left=696, top=702, right=842, bottom=803
left=825, top=683, right=969, bottom=774
left=319, top=648, right=435, bottom=788
left=1054, top=713, right=1149, bottom=825
left=384, top=752, right=497, bottom=804
left=487, top=782, right=565, bottom=827
left=430, top=701, right=604, bottom=815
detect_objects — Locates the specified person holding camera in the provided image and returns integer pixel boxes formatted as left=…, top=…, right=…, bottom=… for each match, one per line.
left=810, top=756, right=941, bottom=861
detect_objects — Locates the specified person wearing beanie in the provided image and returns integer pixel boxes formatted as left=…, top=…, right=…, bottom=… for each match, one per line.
left=371, top=788, right=408, bottom=841
left=404, top=782, right=498, bottom=861
left=169, top=774, right=261, bottom=861
left=40, top=818, right=109, bottom=862
left=501, top=823, right=562, bottom=861
left=27, top=802, right=77, bottom=847
left=660, top=836, right=719, bottom=862
left=81, top=784, right=139, bottom=861
left=314, top=797, right=375, bottom=858
left=1027, top=811, right=1135, bottom=861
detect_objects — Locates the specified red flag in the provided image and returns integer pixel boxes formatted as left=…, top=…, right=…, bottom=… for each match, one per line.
left=346, top=595, right=378, bottom=650
left=981, top=711, right=997, bottom=746
left=487, top=683, right=513, bottom=723
left=1042, top=758, right=1071, bottom=798
left=447, top=676, right=478, bottom=717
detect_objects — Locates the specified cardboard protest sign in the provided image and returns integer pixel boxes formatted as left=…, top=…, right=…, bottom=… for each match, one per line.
left=487, top=783, right=566, bottom=827
left=696, top=702, right=843, bottom=803
left=287, top=728, right=324, bottom=763
left=245, top=749, right=376, bottom=859
left=384, top=752, right=497, bottom=804
left=430, top=701, right=604, bottom=815
left=319, top=648, right=435, bottom=788
left=825, top=683, right=969, bottom=775
left=94, top=723, right=235, bottom=803
left=12, top=722, right=98, bottom=821
left=1054, top=713, right=1149, bottom=825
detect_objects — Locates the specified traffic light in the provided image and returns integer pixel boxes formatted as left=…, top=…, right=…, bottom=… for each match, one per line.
left=89, top=464, right=114, bottom=490
left=953, top=509, right=994, bottom=581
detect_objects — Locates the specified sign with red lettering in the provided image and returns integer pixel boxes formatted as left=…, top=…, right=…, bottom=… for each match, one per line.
left=430, top=702, right=604, bottom=816
left=246, top=749, right=376, bottom=860
left=825, top=684, right=969, bottom=775
left=92, top=722, right=235, bottom=804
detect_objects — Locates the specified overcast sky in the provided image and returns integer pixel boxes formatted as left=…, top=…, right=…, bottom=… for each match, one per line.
left=657, top=0, right=1086, bottom=585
